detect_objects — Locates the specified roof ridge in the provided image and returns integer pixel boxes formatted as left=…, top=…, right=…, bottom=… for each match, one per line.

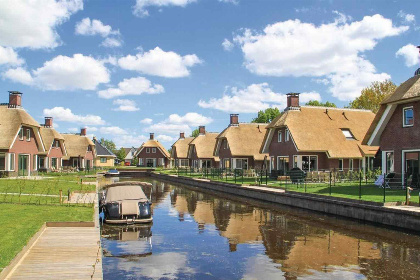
left=301, top=105, right=372, bottom=112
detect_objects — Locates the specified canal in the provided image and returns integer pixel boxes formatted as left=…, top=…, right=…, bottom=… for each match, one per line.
left=100, top=178, right=420, bottom=279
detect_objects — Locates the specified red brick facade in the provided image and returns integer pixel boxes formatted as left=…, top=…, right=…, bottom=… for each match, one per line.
left=137, top=147, right=169, bottom=168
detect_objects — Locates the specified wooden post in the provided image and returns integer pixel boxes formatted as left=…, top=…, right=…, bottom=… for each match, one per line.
left=59, top=190, right=63, bottom=204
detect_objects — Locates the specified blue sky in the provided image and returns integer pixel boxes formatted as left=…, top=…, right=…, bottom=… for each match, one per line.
left=1, top=0, right=420, bottom=148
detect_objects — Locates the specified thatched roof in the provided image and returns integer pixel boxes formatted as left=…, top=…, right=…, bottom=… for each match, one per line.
left=216, top=123, right=268, bottom=161
left=0, top=105, right=43, bottom=150
left=172, top=137, right=194, bottom=158
left=136, top=139, right=170, bottom=158
left=188, top=132, right=219, bottom=160
left=381, top=75, right=420, bottom=105
left=263, top=106, right=378, bottom=158
left=39, top=127, right=65, bottom=156
left=61, top=134, right=95, bottom=159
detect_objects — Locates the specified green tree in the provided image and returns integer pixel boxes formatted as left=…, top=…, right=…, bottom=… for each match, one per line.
left=115, top=147, right=126, bottom=162
left=190, top=129, right=199, bottom=137
left=305, top=100, right=337, bottom=107
left=100, top=138, right=117, bottom=153
left=348, top=80, right=396, bottom=113
left=251, top=107, right=281, bottom=123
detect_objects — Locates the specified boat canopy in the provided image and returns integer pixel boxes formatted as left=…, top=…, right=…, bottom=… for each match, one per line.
left=106, top=185, right=148, bottom=202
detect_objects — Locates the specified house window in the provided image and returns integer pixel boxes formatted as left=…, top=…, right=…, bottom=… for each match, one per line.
left=277, top=156, right=289, bottom=175
left=349, top=159, right=354, bottom=171
left=293, top=156, right=298, bottom=168
left=53, top=140, right=60, bottom=148
left=19, top=128, right=24, bottom=140
left=270, top=156, right=275, bottom=170
left=26, top=129, right=30, bottom=141
left=159, top=158, right=165, bottom=166
left=146, top=148, right=150, bottom=153
left=223, top=139, right=229, bottom=150
left=278, top=131, right=282, bottom=142
left=51, top=158, right=58, bottom=169
left=152, top=148, right=156, bottom=153
left=180, top=159, right=189, bottom=167
left=301, top=156, right=318, bottom=172
left=87, top=145, right=92, bottom=152
left=0, top=153, right=5, bottom=171
left=100, top=157, right=107, bottom=163
left=339, top=159, right=344, bottom=171
left=223, top=158, right=231, bottom=169
left=139, top=158, right=144, bottom=166
left=33, top=155, right=37, bottom=170
left=285, top=129, right=290, bottom=141
left=235, top=158, right=248, bottom=169
left=9, top=153, right=15, bottom=171
left=386, top=152, right=394, bottom=173
left=403, top=107, right=414, bottom=127
left=341, top=129, right=355, bottom=140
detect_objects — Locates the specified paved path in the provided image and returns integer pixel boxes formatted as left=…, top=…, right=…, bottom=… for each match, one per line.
left=4, top=227, right=102, bottom=280
left=385, top=205, right=420, bottom=213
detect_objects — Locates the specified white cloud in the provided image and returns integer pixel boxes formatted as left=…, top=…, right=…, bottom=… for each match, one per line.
left=43, top=107, right=106, bottom=125
left=75, top=17, right=118, bottom=37
left=198, top=83, right=321, bottom=113
left=233, top=14, right=408, bottom=100
left=101, top=37, right=123, bottom=48
left=222, top=38, right=234, bottom=51
left=2, top=67, right=34, bottom=85
left=97, top=76, right=164, bottom=99
left=0, top=0, right=83, bottom=49
left=398, top=10, right=415, bottom=24
left=140, top=118, right=153, bottom=124
left=0, top=46, right=24, bottom=66
left=396, top=44, right=419, bottom=67
left=146, top=112, right=212, bottom=135
left=99, top=126, right=128, bottom=135
left=4, top=54, right=111, bottom=90
left=118, top=47, right=202, bottom=78
left=112, top=99, right=140, bottom=111
left=133, top=0, right=196, bottom=17
left=112, top=134, right=148, bottom=148
left=156, top=134, right=176, bottom=142
left=219, top=0, right=239, bottom=4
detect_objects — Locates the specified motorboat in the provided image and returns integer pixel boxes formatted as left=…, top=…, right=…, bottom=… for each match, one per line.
left=100, top=182, right=153, bottom=224
left=105, top=169, right=120, bottom=177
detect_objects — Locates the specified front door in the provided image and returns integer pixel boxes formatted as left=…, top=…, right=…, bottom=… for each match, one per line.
left=405, top=152, right=420, bottom=178
left=18, top=155, right=29, bottom=176
left=146, top=158, right=155, bottom=167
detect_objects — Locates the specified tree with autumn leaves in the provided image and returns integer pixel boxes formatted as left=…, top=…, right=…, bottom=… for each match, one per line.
left=348, top=80, right=396, bottom=113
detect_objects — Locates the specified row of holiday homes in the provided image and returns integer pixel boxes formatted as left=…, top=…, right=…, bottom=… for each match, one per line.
left=0, top=91, right=117, bottom=177
left=135, top=70, right=420, bottom=185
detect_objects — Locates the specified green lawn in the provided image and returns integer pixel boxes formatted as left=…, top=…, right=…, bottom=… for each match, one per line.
left=0, top=203, right=93, bottom=272
left=159, top=170, right=420, bottom=204
left=0, top=178, right=95, bottom=196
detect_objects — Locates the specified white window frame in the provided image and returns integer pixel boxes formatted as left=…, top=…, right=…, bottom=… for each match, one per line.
left=51, top=157, right=58, bottom=169
left=383, top=151, right=394, bottom=174
left=339, top=159, right=344, bottom=171
left=285, top=129, right=290, bottom=141
left=349, top=159, right=354, bottom=171
left=278, top=131, right=282, bottom=142
left=26, top=129, right=30, bottom=141
left=298, top=155, right=318, bottom=172
left=234, top=158, right=248, bottom=170
left=146, top=148, right=150, bottom=153
left=100, top=157, right=107, bottom=163
left=139, top=158, right=144, bottom=166
left=19, top=128, right=24, bottom=141
left=9, top=153, right=15, bottom=171
left=33, top=155, right=38, bottom=171
left=341, top=129, right=355, bottom=140
left=152, top=148, right=156, bottom=153
left=277, top=156, right=289, bottom=172
left=0, top=153, right=5, bottom=171
left=403, top=106, right=414, bottom=127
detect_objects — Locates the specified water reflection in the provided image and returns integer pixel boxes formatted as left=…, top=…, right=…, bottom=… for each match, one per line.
left=101, top=179, right=420, bottom=280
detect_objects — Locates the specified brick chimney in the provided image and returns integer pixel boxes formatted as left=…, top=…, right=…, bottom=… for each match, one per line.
left=230, top=114, right=239, bottom=126
left=286, top=93, right=300, bottom=111
left=8, top=91, right=22, bottom=108
left=44, top=117, right=53, bottom=128
left=199, top=126, right=205, bottom=135
left=150, top=133, right=154, bottom=140
left=180, top=132, right=185, bottom=139
left=80, top=128, right=87, bottom=136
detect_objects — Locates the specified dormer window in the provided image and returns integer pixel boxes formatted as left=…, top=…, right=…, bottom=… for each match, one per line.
left=146, top=148, right=150, bottom=153
left=26, top=129, right=30, bottom=141
left=341, top=129, right=355, bottom=140
left=152, top=148, right=156, bottom=153
left=278, top=131, right=282, bottom=142
left=87, top=145, right=92, bottom=152
left=403, top=107, right=414, bottom=127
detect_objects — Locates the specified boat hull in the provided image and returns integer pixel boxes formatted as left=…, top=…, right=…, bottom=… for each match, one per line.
left=105, top=217, right=153, bottom=224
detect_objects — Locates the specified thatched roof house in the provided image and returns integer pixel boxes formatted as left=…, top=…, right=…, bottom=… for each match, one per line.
left=261, top=93, right=378, bottom=173
left=214, top=114, right=268, bottom=169
left=172, top=132, right=194, bottom=167
left=61, top=128, right=95, bottom=170
left=135, top=133, right=171, bottom=168
left=188, top=126, right=219, bottom=168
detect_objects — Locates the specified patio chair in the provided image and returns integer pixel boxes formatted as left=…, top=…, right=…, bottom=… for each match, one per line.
left=383, top=173, right=395, bottom=189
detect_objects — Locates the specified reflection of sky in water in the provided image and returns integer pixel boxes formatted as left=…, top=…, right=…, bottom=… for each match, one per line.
left=102, top=180, right=420, bottom=280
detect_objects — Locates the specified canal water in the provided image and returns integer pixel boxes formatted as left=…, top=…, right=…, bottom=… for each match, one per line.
left=100, top=178, right=420, bottom=280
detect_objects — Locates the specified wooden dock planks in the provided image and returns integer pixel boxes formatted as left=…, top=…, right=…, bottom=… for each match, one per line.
left=5, top=227, right=102, bottom=280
